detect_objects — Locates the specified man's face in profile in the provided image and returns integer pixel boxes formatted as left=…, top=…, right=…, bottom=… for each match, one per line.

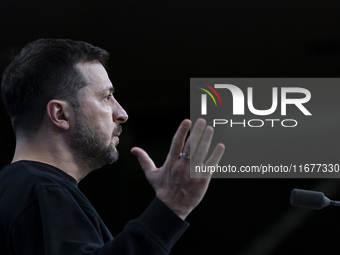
left=69, top=62, right=128, bottom=171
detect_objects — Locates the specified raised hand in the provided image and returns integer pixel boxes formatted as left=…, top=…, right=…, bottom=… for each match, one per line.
left=131, top=119, right=225, bottom=220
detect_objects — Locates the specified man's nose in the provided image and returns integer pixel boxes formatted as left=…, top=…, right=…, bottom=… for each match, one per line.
left=113, top=101, right=128, bottom=123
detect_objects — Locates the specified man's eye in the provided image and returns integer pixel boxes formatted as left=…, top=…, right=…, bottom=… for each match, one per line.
left=105, top=94, right=112, bottom=101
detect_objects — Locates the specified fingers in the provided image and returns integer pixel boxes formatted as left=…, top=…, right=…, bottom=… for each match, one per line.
left=167, top=118, right=219, bottom=165
left=205, top=143, right=225, bottom=166
left=189, top=125, right=214, bottom=165
left=193, top=143, right=225, bottom=178
left=181, top=119, right=216, bottom=166
left=150, top=118, right=225, bottom=174
left=166, top=119, right=191, bottom=161
left=131, top=147, right=156, bottom=174
left=181, top=118, right=207, bottom=157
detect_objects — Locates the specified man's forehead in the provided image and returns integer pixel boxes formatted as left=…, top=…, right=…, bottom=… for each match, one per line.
left=75, top=61, right=108, bottom=80
left=75, top=61, right=113, bottom=92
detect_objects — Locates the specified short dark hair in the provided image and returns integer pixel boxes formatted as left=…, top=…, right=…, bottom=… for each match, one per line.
left=1, top=38, right=109, bottom=137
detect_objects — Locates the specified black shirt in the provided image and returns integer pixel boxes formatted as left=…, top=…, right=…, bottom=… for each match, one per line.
left=0, top=161, right=188, bottom=255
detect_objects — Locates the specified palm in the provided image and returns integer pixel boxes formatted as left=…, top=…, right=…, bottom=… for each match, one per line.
left=131, top=119, right=225, bottom=220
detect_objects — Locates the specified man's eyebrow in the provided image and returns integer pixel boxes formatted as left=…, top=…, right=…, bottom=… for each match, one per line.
left=97, top=86, right=115, bottom=97
left=102, top=86, right=114, bottom=94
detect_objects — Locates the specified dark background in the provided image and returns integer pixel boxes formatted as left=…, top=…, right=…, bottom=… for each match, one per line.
left=1, top=1, right=340, bottom=254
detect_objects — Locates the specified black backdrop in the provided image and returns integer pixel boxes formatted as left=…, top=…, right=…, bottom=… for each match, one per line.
left=1, top=1, right=340, bottom=254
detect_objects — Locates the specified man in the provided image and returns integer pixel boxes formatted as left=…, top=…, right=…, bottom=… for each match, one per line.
left=0, top=38, right=225, bottom=254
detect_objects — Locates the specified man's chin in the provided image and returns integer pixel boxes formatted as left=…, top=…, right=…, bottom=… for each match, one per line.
left=107, top=147, right=119, bottom=165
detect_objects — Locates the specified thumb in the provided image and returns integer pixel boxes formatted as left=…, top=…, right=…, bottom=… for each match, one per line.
left=131, top=147, right=157, bottom=174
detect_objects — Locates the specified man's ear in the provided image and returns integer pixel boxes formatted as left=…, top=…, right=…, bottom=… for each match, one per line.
left=46, top=100, right=71, bottom=131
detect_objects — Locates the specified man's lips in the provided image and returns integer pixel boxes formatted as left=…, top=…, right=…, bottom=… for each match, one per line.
left=112, top=125, right=122, bottom=143
left=113, top=125, right=122, bottom=137
left=113, top=132, right=121, bottom=144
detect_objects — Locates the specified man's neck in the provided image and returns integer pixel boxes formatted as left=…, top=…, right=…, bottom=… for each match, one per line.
left=12, top=138, right=89, bottom=183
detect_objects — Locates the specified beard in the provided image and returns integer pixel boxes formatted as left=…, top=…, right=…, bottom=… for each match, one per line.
left=69, top=107, right=121, bottom=172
